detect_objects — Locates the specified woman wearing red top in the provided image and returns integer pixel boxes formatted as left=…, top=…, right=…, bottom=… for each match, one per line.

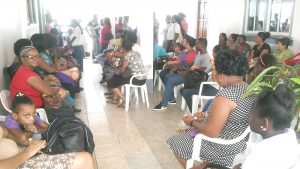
left=10, top=46, right=62, bottom=108
left=100, top=17, right=112, bottom=53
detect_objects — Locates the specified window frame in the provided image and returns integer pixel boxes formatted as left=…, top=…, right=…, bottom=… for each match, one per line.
left=243, top=0, right=295, bottom=37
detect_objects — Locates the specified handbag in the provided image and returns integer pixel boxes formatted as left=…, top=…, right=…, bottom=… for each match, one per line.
left=103, top=31, right=114, bottom=41
left=121, top=67, right=132, bottom=78
left=184, top=70, right=208, bottom=89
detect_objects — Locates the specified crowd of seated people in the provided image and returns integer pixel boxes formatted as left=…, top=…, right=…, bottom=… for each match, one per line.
left=153, top=23, right=299, bottom=167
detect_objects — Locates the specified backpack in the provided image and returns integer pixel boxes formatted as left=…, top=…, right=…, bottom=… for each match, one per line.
left=42, top=117, right=95, bottom=155
left=184, top=70, right=208, bottom=89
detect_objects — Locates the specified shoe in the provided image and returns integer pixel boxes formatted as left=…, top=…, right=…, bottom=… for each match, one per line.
left=72, top=107, right=81, bottom=113
left=104, top=92, right=112, bottom=96
left=168, top=99, right=176, bottom=104
left=99, top=79, right=107, bottom=84
left=153, top=103, right=167, bottom=111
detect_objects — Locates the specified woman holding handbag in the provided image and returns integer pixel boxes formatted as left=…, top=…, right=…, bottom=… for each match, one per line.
left=106, top=31, right=146, bottom=108
left=100, top=17, right=113, bottom=53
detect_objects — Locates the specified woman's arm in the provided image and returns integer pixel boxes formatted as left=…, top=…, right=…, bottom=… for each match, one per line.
left=37, top=57, right=56, bottom=73
left=7, top=128, right=33, bottom=145
left=183, top=96, right=237, bottom=138
left=259, top=49, right=269, bottom=58
left=27, top=76, right=59, bottom=95
left=0, top=140, right=46, bottom=169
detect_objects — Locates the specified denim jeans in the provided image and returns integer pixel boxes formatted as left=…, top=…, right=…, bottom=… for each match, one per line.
left=72, top=45, right=84, bottom=71
left=159, top=69, right=170, bottom=85
left=161, top=73, right=186, bottom=107
left=180, top=85, right=219, bottom=113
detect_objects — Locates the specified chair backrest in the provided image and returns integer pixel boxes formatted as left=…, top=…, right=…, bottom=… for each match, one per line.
left=198, top=82, right=220, bottom=110
left=36, top=108, right=49, bottom=124
left=188, top=126, right=251, bottom=169
left=0, top=90, right=12, bottom=113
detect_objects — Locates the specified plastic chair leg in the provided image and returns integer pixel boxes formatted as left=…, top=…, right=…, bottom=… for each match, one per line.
left=143, top=85, right=150, bottom=109
left=191, top=95, right=199, bottom=114
left=125, top=86, right=130, bottom=112
left=141, top=87, right=145, bottom=103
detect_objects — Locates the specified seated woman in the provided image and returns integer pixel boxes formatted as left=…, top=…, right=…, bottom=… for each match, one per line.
left=274, top=37, right=294, bottom=64
left=247, top=54, right=277, bottom=83
left=0, top=126, right=94, bottom=169
left=4, top=93, right=48, bottom=146
left=42, top=78, right=75, bottom=123
left=10, top=45, right=63, bottom=108
left=249, top=32, right=271, bottom=62
left=236, top=85, right=300, bottom=169
left=154, top=35, right=197, bottom=110
left=54, top=57, right=80, bottom=98
left=167, top=49, right=255, bottom=167
left=30, top=33, right=57, bottom=76
left=107, top=31, right=146, bottom=107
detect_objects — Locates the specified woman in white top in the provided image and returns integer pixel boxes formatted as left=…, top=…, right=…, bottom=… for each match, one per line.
left=235, top=85, right=300, bottom=169
left=70, top=19, right=85, bottom=72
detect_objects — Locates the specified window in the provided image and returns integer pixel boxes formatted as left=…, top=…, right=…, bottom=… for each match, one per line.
left=26, top=0, right=37, bottom=24
left=244, top=0, right=294, bottom=35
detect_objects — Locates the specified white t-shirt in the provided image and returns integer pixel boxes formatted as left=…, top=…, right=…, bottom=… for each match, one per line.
left=72, top=26, right=85, bottom=46
left=193, top=52, right=211, bottom=73
left=167, top=23, right=181, bottom=41
left=242, top=129, right=300, bottom=169
left=163, top=23, right=172, bottom=41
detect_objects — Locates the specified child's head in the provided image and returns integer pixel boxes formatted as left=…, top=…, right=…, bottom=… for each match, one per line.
left=55, top=57, right=68, bottom=71
left=12, top=93, right=36, bottom=126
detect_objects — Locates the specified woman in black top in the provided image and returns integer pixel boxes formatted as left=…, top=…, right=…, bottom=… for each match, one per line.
left=250, top=32, right=271, bottom=61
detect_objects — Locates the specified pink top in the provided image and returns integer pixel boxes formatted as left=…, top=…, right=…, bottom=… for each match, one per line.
left=100, top=25, right=111, bottom=45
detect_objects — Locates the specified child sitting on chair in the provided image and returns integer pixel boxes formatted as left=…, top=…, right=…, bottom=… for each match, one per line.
left=4, top=93, right=48, bottom=146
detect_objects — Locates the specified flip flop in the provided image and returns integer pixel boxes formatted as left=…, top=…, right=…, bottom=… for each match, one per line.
left=106, top=99, right=118, bottom=104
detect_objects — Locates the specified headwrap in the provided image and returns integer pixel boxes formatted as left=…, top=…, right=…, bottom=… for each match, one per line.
left=19, top=46, right=36, bottom=57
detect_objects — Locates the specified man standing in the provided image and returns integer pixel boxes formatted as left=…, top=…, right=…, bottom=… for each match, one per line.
left=86, top=14, right=100, bottom=61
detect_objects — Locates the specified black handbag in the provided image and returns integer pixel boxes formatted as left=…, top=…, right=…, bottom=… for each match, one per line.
left=121, top=67, right=132, bottom=78
left=103, top=31, right=114, bottom=40
left=184, top=70, right=208, bottom=89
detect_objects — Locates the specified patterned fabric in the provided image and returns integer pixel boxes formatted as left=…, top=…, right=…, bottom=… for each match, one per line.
left=167, top=83, right=255, bottom=166
left=18, top=152, right=75, bottom=169
left=124, top=50, right=146, bottom=80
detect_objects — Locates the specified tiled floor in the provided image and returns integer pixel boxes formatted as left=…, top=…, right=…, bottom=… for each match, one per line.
left=75, top=59, right=184, bottom=169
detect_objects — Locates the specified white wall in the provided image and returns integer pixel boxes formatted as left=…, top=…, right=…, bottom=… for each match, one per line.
left=290, top=0, right=300, bottom=52
left=206, top=0, right=245, bottom=54
left=0, top=0, right=29, bottom=90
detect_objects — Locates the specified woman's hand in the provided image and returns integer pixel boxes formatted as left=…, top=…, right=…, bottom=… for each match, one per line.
left=57, top=88, right=68, bottom=99
left=24, top=140, right=47, bottom=157
left=193, top=112, right=206, bottom=121
left=182, top=115, right=193, bottom=126
left=24, top=125, right=38, bottom=134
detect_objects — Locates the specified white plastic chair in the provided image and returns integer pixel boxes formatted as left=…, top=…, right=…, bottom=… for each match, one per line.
left=0, top=90, right=12, bottom=113
left=191, top=82, right=219, bottom=114
left=124, top=65, right=151, bottom=112
left=186, top=126, right=251, bottom=169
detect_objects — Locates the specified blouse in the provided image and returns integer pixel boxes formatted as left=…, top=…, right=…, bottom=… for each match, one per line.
left=10, top=66, right=43, bottom=108
left=252, top=43, right=271, bottom=58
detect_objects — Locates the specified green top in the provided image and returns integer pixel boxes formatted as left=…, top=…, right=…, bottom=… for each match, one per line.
left=274, top=49, right=294, bottom=63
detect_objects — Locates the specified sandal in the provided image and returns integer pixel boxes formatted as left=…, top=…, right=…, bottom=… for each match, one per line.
left=117, top=102, right=125, bottom=108
left=106, top=99, right=118, bottom=105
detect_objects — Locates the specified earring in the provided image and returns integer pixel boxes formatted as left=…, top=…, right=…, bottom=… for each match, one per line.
left=260, top=126, right=266, bottom=131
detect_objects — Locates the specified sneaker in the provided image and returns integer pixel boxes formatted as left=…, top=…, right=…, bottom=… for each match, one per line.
left=72, top=107, right=81, bottom=113
left=153, top=103, right=167, bottom=111
left=168, top=99, right=176, bottom=104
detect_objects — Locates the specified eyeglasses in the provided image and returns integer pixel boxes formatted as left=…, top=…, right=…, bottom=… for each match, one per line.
left=23, top=55, right=40, bottom=60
